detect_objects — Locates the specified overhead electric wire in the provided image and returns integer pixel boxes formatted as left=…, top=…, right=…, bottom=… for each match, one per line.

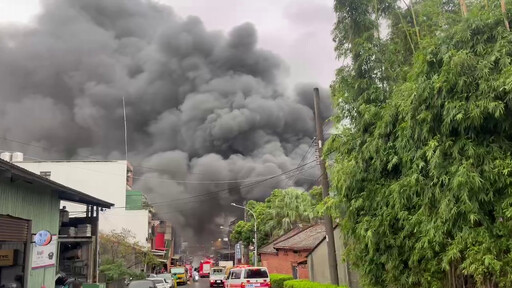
left=0, top=136, right=206, bottom=176
left=1, top=137, right=319, bottom=185
left=148, top=163, right=319, bottom=207
left=138, top=160, right=318, bottom=207
left=286, top=138, right=316, bottom=186
left=109, top=160, right=319, bottom=210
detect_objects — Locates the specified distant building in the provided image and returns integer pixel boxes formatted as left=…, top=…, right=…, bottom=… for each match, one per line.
left=259, top=224, right=326, bottom=279
left=149, top=220, right=177, bottom=271
left=14, top=158, right=150, bottom=247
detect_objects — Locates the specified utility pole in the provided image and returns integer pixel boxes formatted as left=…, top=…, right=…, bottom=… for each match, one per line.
left=313, top=88, right=339, bottom=285
left=122, top=96, right=128, bottom=161
left=243, top=200, right=247, bottom=222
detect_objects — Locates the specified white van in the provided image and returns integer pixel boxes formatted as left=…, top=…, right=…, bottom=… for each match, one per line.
left=225, top=267, right=270, bottom=288
left=209, top=267, right=226, bottom=287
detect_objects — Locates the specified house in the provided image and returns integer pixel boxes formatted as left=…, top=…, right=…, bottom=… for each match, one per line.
left=14, top=158, right=151, bottom=247
left=0, top=158, right=113, bottom=288
left=307, top=226, right=360, bottom=288
left=149, top=220, right=178, bottom=271
left=259, top=224, right=326, bottom=279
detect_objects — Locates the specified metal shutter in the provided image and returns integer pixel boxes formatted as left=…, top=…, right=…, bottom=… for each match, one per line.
left=0, top=215, right=29, bottom=242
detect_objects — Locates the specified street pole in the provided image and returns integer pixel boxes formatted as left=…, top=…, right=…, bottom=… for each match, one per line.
left=122, top=96, right=128, bottom=161
left=253, top=217, right=257, bottom=266
left=313, top=88, right=339, bottom=285
left=231, top=203, right=258, bottom=266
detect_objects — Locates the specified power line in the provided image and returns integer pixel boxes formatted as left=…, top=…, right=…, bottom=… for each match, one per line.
left=286, top=138, right=316, bottom=186
left=1, top=137, right=317, bottom=184
left=145, top=160, right=317, bottom=207
left=112, top=160, right=318, bottom=209
left=0, top=136, right=206, bottom=176
left=148, top=162, right=319, bottom=207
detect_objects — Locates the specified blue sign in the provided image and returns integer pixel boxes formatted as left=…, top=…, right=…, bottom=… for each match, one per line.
left=34, top=230, right=52, bottom=246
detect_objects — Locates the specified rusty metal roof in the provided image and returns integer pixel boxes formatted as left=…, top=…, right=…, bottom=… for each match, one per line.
left=273, top=223, right=326, bottom=251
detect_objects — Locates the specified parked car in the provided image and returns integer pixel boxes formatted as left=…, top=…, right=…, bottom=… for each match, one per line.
left=128, top=280, right=157, bottom=288
left=149, top=274, right=176, bottom=288
left=225, top=267, right=270, bottom=288
left=209, top=267, right=226, bottom=287
left=147, top=278, right=171, bottom=288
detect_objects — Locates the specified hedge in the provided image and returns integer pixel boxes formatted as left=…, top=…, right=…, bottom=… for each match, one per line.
left=283, top=279, right=348, bottom=288
left=270, top=274, right=294, bottom=288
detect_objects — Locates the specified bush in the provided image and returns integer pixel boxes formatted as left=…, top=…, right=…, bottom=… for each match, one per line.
left=270, top=274, right=294, bottom=288
left=283, top=280, right=348, bottom=288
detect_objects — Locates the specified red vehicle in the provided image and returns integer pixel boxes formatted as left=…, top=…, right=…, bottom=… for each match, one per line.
left=199, top=259, right=214, bottom=278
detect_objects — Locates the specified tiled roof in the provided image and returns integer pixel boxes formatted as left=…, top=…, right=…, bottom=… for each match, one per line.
left=273, top=223, right=326, bottom=251
left=259, top=227, right=304, bottom=254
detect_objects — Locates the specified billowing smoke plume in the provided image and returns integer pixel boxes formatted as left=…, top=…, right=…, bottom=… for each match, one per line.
left=0, top=0, right=332, bottom=240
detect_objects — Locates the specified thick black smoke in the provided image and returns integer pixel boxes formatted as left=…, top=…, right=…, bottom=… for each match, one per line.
left=0, top=0, right=332, bottom=240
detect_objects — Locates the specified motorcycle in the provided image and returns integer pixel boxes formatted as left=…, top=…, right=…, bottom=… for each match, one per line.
left=193, top=273, right=199, bottom=282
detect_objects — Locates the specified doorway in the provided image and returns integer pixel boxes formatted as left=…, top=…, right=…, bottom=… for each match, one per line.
left=0, top=215, right=31, bottom=288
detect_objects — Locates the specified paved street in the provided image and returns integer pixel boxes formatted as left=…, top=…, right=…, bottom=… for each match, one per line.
left=182, top=278, right=209, bottom=288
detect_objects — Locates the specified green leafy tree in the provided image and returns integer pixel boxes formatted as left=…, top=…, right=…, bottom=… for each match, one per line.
left=100, top=229, right=162, bottom=281
left=329, top=0, right=512, bottom=287
left=231, top=188, right=320, bottom=247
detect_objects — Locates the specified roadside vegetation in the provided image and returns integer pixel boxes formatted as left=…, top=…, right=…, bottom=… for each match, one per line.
left=328, top=0, right=512, bottom=287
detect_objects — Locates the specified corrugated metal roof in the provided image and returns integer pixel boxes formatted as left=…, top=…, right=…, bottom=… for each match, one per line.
left=273, top=223, right=326, bottom=251
left=0, top=159, right=114, bottom=208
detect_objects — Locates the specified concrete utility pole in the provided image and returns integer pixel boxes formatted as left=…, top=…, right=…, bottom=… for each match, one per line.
left=313, top=88, right=339, bottom=285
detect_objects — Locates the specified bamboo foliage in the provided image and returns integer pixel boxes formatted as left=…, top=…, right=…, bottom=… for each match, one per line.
left=329, top=0, right=512, bottom=287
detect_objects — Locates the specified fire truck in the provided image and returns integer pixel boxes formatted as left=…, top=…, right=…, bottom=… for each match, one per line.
left=199, top=259, right=213, bottom=278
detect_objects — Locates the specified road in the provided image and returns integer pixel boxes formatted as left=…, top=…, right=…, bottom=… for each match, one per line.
left=182, top=278, right=210, bottom=288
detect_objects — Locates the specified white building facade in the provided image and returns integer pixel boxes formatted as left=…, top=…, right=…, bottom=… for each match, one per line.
left=15, top=160, right=150, bottom=246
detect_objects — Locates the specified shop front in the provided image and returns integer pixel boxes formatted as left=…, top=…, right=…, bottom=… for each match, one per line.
left=0, top=159, right=113, bottom=288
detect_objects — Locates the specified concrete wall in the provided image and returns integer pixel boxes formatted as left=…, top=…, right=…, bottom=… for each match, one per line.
left=99, top=209, right=149, bottom=245
left=16, top=161, right=150, bottom=247
left=307, top=227, right=359, bottom=288
left=260, top=250, right=309, bottom=279
left=0, top=178, right=60, bottom=288
left=16, top=161, right=127, bottom=207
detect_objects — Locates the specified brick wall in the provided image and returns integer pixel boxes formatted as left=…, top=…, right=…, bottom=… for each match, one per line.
left=260, top=249, right=310, bottom=279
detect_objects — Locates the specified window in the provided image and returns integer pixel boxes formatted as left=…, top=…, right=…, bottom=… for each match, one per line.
left=245, top=268, right=269, bottom=279
left=230, top=270, right=242, bottom=280
left=171, top=268, right=185, bottom=274
left=40, top=171, right=51, bottom=178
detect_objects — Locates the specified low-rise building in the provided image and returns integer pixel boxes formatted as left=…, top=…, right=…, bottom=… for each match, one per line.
left=0, top=158, right=113, bottom=288
left=259, top=224, right=326, bottom=279
left=307, top=226, right=360, bottom=288
left=14, top=159, right=150, bottom=247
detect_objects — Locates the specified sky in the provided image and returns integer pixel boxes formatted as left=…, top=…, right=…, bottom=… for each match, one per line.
left=0, top=0, right=339, bottom=240
left=0, top=0, right=340, bottom=88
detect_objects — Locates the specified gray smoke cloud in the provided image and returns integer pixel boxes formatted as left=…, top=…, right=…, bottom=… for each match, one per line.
left=0, top=0, right=332, bottom=241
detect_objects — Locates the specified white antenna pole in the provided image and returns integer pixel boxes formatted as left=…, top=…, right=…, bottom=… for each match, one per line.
left=122, top=96, right=128, bottom=161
